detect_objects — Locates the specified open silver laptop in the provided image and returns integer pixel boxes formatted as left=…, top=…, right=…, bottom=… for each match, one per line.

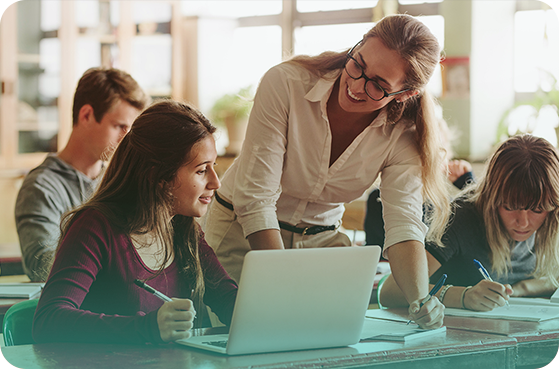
left=177, top=245, right=381, bottom=355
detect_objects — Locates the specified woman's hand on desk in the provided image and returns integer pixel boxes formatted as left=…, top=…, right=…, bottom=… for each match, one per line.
left=463, top=280, right=513, bottom=311
left=157, top=298, right=197, bottom=342
left=408, top=296, right=445, bottom=329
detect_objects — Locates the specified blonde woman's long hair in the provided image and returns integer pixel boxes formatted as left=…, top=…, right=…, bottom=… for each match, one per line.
left=59, top=100, right=217, bottom=300
left=287, top=14, right=450, bottom=244
left=470, top=134, right=559, bottom=285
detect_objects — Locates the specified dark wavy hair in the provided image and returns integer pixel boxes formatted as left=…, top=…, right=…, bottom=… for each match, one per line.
left=60, top=100, right=216, bottom=298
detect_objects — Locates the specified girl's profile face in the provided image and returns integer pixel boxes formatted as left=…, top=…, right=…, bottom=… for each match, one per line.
left=337, top=37, right=412, bottom=115
left=170, top=136, right=220, bottom=218
left=497, top=206, right=549, bottom=242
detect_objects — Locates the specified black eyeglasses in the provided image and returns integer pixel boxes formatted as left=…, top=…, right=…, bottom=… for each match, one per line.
left=344, top=42, right=411, bottom=101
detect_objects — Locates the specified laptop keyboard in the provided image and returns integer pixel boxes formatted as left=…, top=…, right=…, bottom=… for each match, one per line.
left=203, top=340, right=228, bottom=348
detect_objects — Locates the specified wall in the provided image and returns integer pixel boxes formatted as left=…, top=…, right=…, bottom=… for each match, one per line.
left=439, top=0, right=472, bottom=159
left=470, top=0, right=516, bottom=161
left=0, top=173, right=24, bottom=245
left=439, top=1, right=521, bottom=161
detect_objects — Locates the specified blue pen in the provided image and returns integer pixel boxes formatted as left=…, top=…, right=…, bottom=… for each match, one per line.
left=407, top=273, right=447, bottom=325
left=134, top=279, right=198, bottom=321
left=473, top=259, right=510, bottom=307
left=134, top=279, right=173, bottom=302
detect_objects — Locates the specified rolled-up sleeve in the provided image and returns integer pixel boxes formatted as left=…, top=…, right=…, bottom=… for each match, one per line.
left=231, top=66, right=291, bottom=238
left=379, top=129, right=427, bottom=258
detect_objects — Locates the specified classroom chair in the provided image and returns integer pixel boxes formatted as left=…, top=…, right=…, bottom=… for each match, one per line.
left=2, top=299, right=39, bottom=346
left=376, top=274, right=390, bottom=309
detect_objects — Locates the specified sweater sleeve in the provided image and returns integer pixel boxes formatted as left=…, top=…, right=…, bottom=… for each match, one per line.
left=15, top=178, right=65, bottom=282
left=425, top=200, right=487, bottom=282
left=425, top=205, right=463, bottom=265
left=32, top=210, right=164, bottom=345
left=199, top=236, right=238, bottom=325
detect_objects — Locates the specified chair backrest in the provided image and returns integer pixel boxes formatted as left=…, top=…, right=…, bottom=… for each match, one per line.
left=376, top=274, right=390, bottom=309
left=2, top=299, right=39, bottom=346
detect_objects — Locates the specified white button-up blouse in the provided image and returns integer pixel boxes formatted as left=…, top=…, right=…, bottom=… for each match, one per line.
left=218, top=62, right=428, bottom=256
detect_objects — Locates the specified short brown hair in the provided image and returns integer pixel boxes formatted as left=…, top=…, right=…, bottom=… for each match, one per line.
left=72, top=67, right=150, bottom=125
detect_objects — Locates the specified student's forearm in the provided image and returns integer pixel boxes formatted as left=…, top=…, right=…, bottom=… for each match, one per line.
left=379, top=274, right=410, bottom=307
left=18, top=223, right=58, bottom=281
left=512, top=278, right=556, bottom=298
left=384, top=240, right=430, bottom=304
left=247, top=229, right=284, bottom=250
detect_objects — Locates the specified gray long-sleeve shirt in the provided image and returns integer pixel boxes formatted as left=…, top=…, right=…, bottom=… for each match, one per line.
left=15, top=154, right=99, bottom=281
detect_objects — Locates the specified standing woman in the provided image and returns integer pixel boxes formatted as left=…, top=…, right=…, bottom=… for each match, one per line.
left=204, top=14, right=450, bottom=328
left=33, top=101, right=237, bottom=344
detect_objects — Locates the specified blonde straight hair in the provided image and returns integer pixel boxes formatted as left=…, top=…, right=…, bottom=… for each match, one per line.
left=470, top=135, right=559, bottom=284
left=287, top=14, right=450, bottom=243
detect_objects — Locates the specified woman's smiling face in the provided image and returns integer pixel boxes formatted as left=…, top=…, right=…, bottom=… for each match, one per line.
left=337, top=37, right=411, bottom=115
left=170, top=136, right=220, bottom=218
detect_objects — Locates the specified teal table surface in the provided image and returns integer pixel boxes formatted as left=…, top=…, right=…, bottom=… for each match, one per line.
left=1, top=326, right=519, bottom=369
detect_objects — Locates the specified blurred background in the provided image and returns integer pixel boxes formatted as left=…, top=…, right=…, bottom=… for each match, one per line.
left=0, top=0, right=558, bottom=247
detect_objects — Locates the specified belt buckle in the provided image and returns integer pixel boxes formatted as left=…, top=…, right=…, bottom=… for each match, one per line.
left=302, top=227, right=310, bottom=236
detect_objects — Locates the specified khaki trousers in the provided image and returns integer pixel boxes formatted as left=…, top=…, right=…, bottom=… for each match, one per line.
left=202, top=199, right=351, bottom=283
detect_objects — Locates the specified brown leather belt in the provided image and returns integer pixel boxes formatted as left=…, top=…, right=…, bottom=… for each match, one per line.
left=215, top=192, right=234, bottom=211
left=215, top=192, right=336, bottom=236
left=278, top=221, right=337, bottom=236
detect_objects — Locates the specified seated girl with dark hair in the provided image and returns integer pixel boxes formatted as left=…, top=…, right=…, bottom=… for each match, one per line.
left=33, top=100, right=237, bottom=344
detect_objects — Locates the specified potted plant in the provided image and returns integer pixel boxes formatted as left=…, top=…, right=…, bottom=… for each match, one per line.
left=210, top=86, right=254, bottom=156
left=496, top=71, right=559, bottom=146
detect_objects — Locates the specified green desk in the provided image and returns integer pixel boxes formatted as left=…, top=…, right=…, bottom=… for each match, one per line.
left=369, top=308, right=559, bottom=369
left=444, top=314, right=559, bottom=369
left=0, top=326, right=518, bottom=369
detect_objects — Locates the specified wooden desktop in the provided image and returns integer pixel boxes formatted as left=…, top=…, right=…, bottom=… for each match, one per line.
left=2, top=313, right=558, bottom=369
left=1, top=325, right=520, bottom=369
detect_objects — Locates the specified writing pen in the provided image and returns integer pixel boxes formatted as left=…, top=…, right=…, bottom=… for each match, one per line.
left=473, top=259, right=509, bottom=307
left=407, top=273, right=447, bottom=325
left=134, top=279, right=197, bottom=320
left=134, top=279, right=173, bottom=302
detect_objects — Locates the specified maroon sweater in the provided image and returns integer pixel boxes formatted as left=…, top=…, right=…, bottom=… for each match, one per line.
left=33, top=209, right=237, bottom=344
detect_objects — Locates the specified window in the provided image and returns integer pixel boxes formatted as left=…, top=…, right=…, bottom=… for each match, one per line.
left=514, top=9, right=559, bottom=92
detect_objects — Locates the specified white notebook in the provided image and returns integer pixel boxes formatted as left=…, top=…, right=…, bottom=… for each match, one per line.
left=0, top=283, right=44, bottom=299
left=366, top=298, right=559, bottom=323
left=550, top=288, right=559, bottom=304
left=361, top=318, right=446, bottom=342
left=444, top=304, right=559, bottom=322
left=508, top=296, right=559, bottom=307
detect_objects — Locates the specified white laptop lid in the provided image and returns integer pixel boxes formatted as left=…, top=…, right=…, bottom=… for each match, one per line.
left=226, top=246, right=381, bottom=355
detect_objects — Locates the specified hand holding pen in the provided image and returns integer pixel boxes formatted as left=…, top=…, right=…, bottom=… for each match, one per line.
left=134, top=279, right=197, bottom=342
left=407, top=274, right=447, bottom=327
left=472, top=260, right=512, bottom=309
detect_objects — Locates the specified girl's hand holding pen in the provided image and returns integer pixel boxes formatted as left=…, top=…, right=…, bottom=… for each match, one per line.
left=157, top=298, right=197, bottom=342
left=408, top=296, right=445, bottom=329
left=134, top=280, right=197, bottom=342
left=463, top=280, right=513, bottom=311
